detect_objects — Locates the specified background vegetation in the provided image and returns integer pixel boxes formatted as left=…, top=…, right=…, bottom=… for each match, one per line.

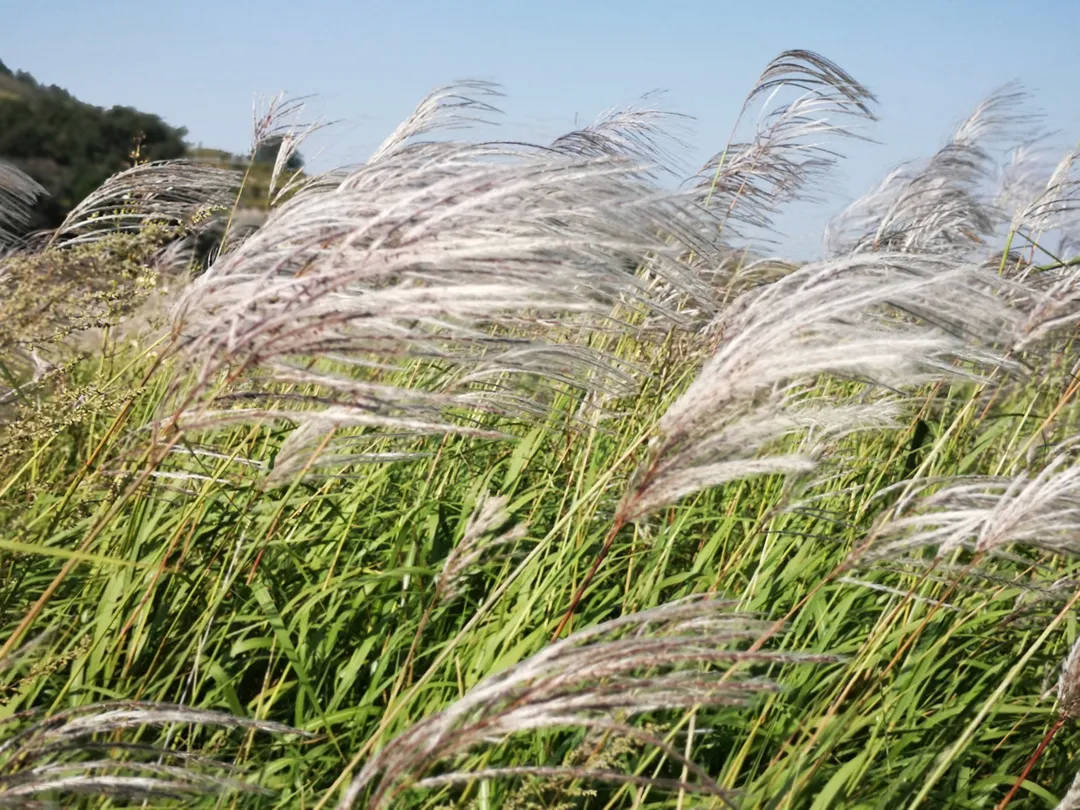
left=0, top=60, right=188, bottom=228
left=2, top=50, right=1080, bottom=810
left=0, top=61, right=299, bottom=229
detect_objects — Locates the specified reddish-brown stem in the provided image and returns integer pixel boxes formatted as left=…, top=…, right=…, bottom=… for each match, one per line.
left=995, top=715, right=1067, bottom=810
left=551, top=517, right=625, bottom=641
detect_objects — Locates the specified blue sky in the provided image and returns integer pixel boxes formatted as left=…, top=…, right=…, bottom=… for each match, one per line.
left=7, top=0, right=1079, bottom=255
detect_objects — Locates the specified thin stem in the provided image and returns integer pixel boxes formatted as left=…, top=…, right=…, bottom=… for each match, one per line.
left=994, top=715, right=1067, bottom=810
left=906, top=587, right=1080, bottom=810
left=550, top=517, right=625, bottom=642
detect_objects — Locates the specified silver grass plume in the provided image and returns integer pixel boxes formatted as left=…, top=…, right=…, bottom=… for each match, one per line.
left=390, top=494, right=531, bottom=698
left=1057, top=771, right=1080, bottom=810
left=1010, top=148, right=1080, bottom=240
left=1058, top=635, right=1080, bottom=720
left=166, top=85, right=721, bottom=483
left=825, top=84, right=1036, bottom=256
left=1012, top=262, right=1080, bottom=351
left=250, top=92, right=329, bottom=204
left=48, top=161, right=241, bottom=247
left=0, top=700, right=301, bottom=807
left=996, top=139, right=1064, bottom=235
left=695, top=50, right=878, bottom=233
left=0, top=162, right=45, bottom=249
left=1049, top=639, right=1080, bottom=810
left=336, top=595, right=837, bottom=809
left=550, top=96, right=691, bottom=179
left=861, top=443, right=1080, bottom=563
left=369, top=80, right=503, bottom=162
left=550, top=101, right=715, bottom=323
left=436, top=493, right=528, bottom=602
left=617, top=253, right=1020, bottom=524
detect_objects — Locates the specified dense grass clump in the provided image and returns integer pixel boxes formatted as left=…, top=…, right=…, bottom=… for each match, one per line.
left=2, top=50, right=1080, bottom=808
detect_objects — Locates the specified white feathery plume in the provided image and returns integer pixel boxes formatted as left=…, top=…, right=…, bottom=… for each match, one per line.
left=336, top=595, right=837, bottom=809
left=0, top=161, right=45, bottom=248
left=249, top=92, right=329, bottom=204
left=436, top=493, right=528, bottom=603
left=996, top=138, right=1054, bottom=220
left=695, top=49, right=878, bottom=234
left=0, top=700, right=301, bottom=807
left=165, top=86, right=722, bottom=480
left=1057, top=634, right=1080, bottom=720
left=863, top=444, right=1080, bottom=562
left=48, top=161, right=240, bottom=246
left=825, top=84, right=1036, bottom=256
left=369, top=80, right=503, bottom=163
left=617, top=253, right=1020, bottom=524
left=550, top=97, right=691, bottom=178
left=1055, top=770, right=1080, bottom=810
left=1013, top=148, right=1080, bottom=238
left=994, top=614, right=1080, bottom=809
left=1012, top=265, right=1080, bottom=350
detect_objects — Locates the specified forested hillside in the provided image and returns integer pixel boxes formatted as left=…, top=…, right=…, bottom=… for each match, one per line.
left=0, top=59, right=188, bottom=227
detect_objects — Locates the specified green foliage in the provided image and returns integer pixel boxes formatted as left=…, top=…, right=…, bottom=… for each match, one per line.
left=0, top=223, right=179, bottom=511
left=0, top=225, right=171, bottom=352
left=6, top=317, right=1080, bottom=809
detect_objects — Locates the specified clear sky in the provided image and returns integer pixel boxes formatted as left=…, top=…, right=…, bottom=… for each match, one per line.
left=7, top=0, right=1079, bottom=256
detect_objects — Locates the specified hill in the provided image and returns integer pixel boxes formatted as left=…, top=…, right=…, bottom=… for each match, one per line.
left=0, top=59, right=188, bottom=228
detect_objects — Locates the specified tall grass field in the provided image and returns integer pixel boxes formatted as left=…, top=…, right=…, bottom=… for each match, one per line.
left=3, top=51, right=1080, bottom=808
